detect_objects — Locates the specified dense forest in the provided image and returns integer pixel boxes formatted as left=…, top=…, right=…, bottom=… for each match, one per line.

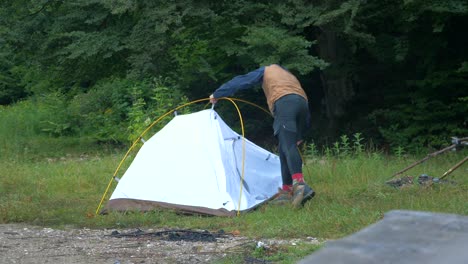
left=1, top=0, right=467, bottom=152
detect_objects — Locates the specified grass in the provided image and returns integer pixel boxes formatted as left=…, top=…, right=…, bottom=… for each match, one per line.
left=1, top=141, right=467, bottom=263
left=1, top=104, right=467, bottom=263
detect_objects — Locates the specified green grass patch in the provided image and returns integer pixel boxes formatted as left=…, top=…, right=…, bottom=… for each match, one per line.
left=1, top=142, right=467, bottom=263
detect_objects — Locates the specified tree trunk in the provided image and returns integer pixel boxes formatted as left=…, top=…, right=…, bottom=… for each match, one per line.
left=316, top=28, right=354, bottom=138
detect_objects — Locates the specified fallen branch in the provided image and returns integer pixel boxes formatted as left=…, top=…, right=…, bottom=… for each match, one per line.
left=440, top=156, right=468, bottom=180
left=391, top=144, right=457, bottom=178
left=390, top=137, right=467, bottom=180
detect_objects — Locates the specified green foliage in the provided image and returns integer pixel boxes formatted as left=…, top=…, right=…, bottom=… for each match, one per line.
left=353, top=133, right=364, bottom=154
left=0, top=75, right=191, bottom=145
left=0, top=99, right=107, bottom=161
left=393, top=146, right=406, bottom=159
left=0, top=47, right=26, bottom=104
left=234, top=26, right=328, bottom=74
left=306, top=143, right=319, bottom=159
left=67, top=78, right=132, bottom=142
left=0, top=93, right=74, bottom=137
left=335, top=0, right=468, bottom=151
left=1, top=0, right=467, bottom=151
left=126, top=77, right=191, bottom=143
left=458, top=61, right=468, bottom=73
left=67, top=77, right=191, bottom=143
left=37, top=93, right=73, bottom=136
left=127, top=86, right=148, bottom=142
left=306, top=133, right=367, bottom=159
left=0, top=102, right=36, bottom=159
left=369, top=95, right=467, bottom=151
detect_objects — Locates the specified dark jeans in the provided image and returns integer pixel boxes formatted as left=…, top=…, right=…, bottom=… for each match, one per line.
left=273, top=94, right=310, bottom=185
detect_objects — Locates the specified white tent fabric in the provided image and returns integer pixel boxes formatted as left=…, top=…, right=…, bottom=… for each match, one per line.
left=104, top=109, right=281, bottom=216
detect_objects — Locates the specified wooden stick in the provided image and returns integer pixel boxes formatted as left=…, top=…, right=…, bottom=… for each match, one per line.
left=391, top=144, right=457, bottom=178
left=440, top=156, right=468, bottom=180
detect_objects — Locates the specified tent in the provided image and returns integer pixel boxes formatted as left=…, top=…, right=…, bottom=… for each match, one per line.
left=101, top=109, right=282, bottom=216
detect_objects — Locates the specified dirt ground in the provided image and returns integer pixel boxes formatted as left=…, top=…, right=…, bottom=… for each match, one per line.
left=0, top=224, right=319, bottom=264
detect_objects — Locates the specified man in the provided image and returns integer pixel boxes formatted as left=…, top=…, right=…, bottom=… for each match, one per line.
left=210, top=64, right=315, bottom=208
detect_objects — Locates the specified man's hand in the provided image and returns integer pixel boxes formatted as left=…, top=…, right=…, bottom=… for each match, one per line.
left=209, top=94, right=218, bottom=104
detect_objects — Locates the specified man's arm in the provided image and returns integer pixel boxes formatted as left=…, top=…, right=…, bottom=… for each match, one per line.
left=212, top=67, right=265, bottom=99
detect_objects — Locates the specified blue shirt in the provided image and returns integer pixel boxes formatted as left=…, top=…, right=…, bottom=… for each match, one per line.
left=213, top=67, right=265, bottom=98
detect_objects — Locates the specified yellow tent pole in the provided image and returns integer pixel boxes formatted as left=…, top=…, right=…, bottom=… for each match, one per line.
left=229, top=98, right=271, bottom=117
left=218, top=98, right=246, bottom=217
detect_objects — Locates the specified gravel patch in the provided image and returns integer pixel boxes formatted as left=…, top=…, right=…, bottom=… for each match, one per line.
left=0, top=224, right=320, bottom=264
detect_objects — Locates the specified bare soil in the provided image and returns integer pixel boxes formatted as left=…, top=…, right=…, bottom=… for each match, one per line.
left=0, top=224, right=319, bottom=264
